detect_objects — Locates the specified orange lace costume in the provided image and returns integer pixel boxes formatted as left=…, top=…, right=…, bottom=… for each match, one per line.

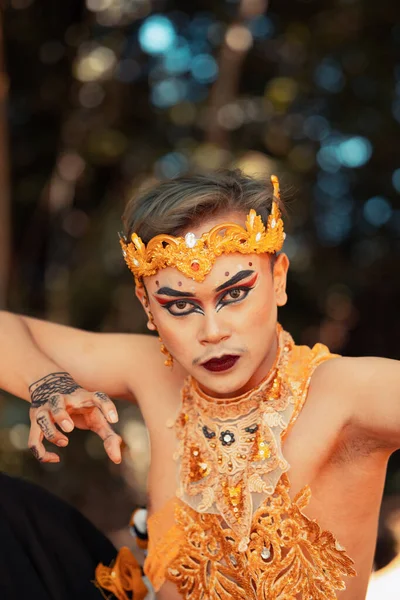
left=97, top=327, right=356, bottom=599
left=144, top=327, right=356, bottom=599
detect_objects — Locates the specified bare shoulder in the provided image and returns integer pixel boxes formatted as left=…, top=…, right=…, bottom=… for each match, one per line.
left=309, top=354, right=390, bottom=395
left=310, top=354, right=400, bottom=450
left=306, top=355, right=374, bottom=423
left=312, top=354, right=399, bottom=397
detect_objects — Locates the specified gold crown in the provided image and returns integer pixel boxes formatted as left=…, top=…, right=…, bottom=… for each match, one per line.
left=120, top=175, right=285, bottom=285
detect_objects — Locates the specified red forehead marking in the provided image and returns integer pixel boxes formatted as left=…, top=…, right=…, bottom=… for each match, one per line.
left=225, top=271, right=229, bottom=276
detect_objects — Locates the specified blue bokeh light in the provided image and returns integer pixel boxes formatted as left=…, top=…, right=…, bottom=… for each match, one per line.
left=163, top=37, right=192, bottom=75
left=313, top=183, right=354, bottom=245
left=314, top=59, right=344, bottom=93
left=139, top=15, right=176, bottom=55
left=315, top=213, right=352, bottom=245
left=363, top=196, right=392, bottom=227
left=155, top=152, right=189, bottom=178
left=338, top=136, right=372, bottom=168
left=248, top=15, right=274, bottom=39
left=392, top=168, right=400, bottom=193
left=188, top=14, right=214, bottom=39
left=151, top=78, right=187, bottom=108
left=316, top=144, right=341, bottom=173
left=304, top=115, right=330, bottom=141
left=317, top=172, right=350, bottom=197
left=190, top=54, right=218, bottom=84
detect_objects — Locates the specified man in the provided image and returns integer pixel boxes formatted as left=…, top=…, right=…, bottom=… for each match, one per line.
left=0, top=169, right=399, bottom=600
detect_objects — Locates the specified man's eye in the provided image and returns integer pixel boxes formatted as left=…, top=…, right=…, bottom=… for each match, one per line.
left=222, top=288, right=249, bottom=303
left=176, top=300, right=188, bottom=310
left=228, top=289, right=243, bottom=300
left=165, top=300, right=199, bottom=316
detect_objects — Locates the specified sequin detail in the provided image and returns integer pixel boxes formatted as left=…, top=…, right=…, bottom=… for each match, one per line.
left=164, top=474, right=356, bottom=599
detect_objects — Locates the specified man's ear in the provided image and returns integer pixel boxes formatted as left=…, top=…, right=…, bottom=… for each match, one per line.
left=273, top=253, right=289, bottom=307
left=135, top=285, right=157, bottom=330
left=135, top=284, right=148, bottom=309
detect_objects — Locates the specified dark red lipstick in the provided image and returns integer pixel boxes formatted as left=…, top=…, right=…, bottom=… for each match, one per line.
left=201, top=355, right=240, bottom=372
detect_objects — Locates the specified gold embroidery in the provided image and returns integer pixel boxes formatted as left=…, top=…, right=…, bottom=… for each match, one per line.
left=165, top=474, right=356, bottom=600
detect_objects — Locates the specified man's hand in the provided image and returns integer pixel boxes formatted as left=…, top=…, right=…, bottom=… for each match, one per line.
left=28, top=372, right=122, bottom=464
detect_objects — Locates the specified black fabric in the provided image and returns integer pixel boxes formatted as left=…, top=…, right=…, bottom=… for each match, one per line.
left=0, top=472, right=117, bottom=600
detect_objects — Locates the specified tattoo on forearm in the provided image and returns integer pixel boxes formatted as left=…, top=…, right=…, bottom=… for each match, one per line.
left=30, top=445, right=41, bottom=461
left=37, top=414, right=55, bottom=440
left=94, top=392, right=109, bottom=402
left=29, top=372, right=81, bottom=408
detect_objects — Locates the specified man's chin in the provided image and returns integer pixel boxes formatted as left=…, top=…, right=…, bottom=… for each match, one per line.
left=194, top=369, right=253, bottom=399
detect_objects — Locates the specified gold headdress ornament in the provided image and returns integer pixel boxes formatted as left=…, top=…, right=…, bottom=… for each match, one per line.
left=120, top=175, right=285, bottom=285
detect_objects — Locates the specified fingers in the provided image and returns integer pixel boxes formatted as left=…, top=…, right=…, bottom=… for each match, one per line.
left=86, top=407, right=122, bottom=464
left=47, top=393, right=74, bottom=433
left=28, top=419, right=60, bottom=463
left=92, top=391, right=119, bottom=424
left=35, top=410, right=69, bottom=448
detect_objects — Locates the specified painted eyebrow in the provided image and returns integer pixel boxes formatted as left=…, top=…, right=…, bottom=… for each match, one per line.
left=155, top=270, right=256, bottom=298
left=155, top=287, right=196, bottom=298
left=214, top=269, right=255, bottom=292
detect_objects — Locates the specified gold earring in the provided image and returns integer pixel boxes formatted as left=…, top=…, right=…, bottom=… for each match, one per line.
left=159, top=339, right=173, bottom=368
left=147, top=310, right=173, bottom=368
left=147, top=318, right=156, bottom=331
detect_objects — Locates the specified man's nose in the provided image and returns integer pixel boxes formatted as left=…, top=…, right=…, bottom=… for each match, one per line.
left=198, top=312, right=231, bottom=345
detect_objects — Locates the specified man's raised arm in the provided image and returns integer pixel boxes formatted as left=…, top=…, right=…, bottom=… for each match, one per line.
left=0, top=311, right=156, bottom=463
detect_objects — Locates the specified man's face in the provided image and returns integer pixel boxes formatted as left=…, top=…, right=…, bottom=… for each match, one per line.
left=137, top=212, right=289, bottom=398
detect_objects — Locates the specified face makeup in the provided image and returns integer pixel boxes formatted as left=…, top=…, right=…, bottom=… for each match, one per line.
left=201, top=355, right=240, bottom=372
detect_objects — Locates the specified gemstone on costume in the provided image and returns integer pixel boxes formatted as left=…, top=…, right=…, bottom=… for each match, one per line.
left=255, top=232, right=262, bottom=241
left=261, top=547, right=271, bottom=559
left=185, top=232, right=198, bottom=248
left=122, top=249, right=127, bottom=257
left=133, top=258, right=139, bottom=266
left=220, top=430, right=235, bottom=446
left=271, top=218, right=276, bottom=228
left=202, top=425, right=216, bottom=439
left=244, top=424, right=258, bottom=434
left=191, top=261, right=200, bottom=271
